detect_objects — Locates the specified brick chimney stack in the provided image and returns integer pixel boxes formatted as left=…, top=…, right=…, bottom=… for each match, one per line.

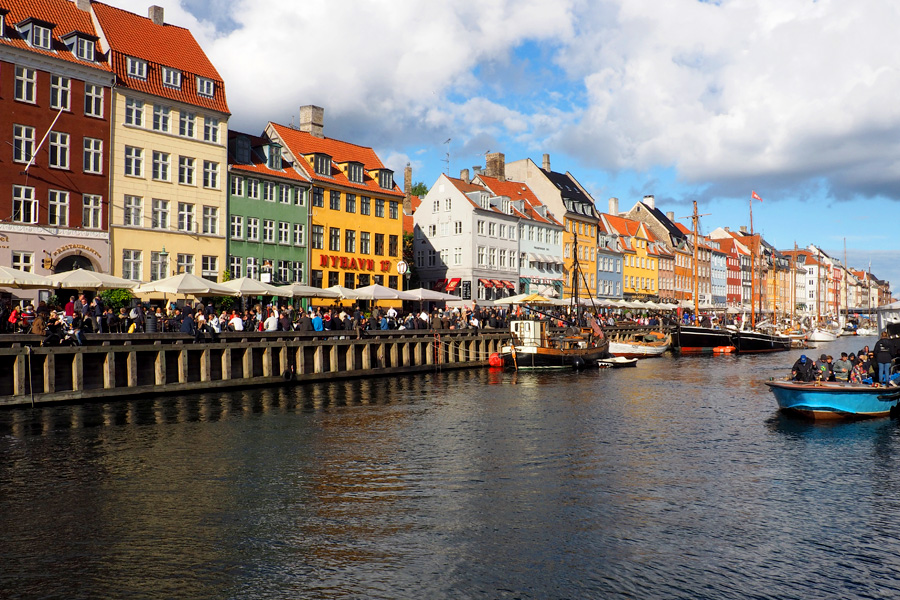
left=460, top=168, right=470, bottom=183
left=148, top=5, right=164, bottom=25
left=608, top=197, right=619, bottom=215
left=298, top=105, right=324, bottom=138
left=76, top=0, right=91, bottom=11
left=403, top=163, right=412, bottom=214
left=485, top=152, right=506, bottom=181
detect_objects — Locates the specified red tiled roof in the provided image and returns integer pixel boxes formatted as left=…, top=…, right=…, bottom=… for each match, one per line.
left=0, top=0, right=110, bottom=73
left=604, top=213, right=643, bottom=238
left=228, top=130, right=309, bottom=183
left=270, top=122, right=404, bottom=198
left=92, top=2, right=228, bottom=114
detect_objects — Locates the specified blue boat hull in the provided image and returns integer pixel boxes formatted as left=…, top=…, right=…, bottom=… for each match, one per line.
left=766, top=380, right=900, bottom=419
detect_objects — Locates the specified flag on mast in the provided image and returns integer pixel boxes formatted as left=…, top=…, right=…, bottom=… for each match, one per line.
left=751, top=190, right=763, bottom=202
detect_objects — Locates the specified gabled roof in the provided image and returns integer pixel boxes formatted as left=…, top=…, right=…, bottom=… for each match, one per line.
left=92, top=2, right=228, bottom=113
left=476, top=175, right=563, bottom=226
left=270, top=122, right=404, bottom=198
left=603, top=213, right=648, bottom=239
left=543, top=169, right=597, bottom=217
left=631, top=200, right=688, bottom=244
left=227, top=130, right=309, bottom=183
left=0, top=0, right=110, bottom=72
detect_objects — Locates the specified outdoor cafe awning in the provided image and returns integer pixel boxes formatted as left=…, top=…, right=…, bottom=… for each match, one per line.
left=445, top=278, right=461, bottom=292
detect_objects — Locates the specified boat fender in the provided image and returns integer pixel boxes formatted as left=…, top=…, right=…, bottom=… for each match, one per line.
left=283, top=368, right=295, bottom=382
left=488, top=352, right=503, bottom=367
left=571, top=356, right=585, bottom=370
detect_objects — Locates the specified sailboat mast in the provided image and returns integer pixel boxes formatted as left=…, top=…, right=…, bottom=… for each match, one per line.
left=692, top=201, right=700, bottom=321
left=749, top=197, right=756, bottom=328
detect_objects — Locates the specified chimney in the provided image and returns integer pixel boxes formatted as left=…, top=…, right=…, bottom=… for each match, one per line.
left=542, top=153, right=551, bottom=171
left=473, top=165, right=483, bottom=176
left=460, top=168, right=470, bottom=183
left=724, top=226, right=730, bottom=232
left=298, top=105, right=324, bottom=138
left=76, top=0, right=91, bottom=11
left=666, top=211, right=675, bottom=221
left=643, top=195, right=655, bottom=210
left=148, top=5, right=164, bottom=25
left=608, top=197, right=619, bottom=215
left=739, top=226, right=748, bottom=233
left=403, top=163, right=412, bottom=214
left=485, top=152, right=505, bottom=181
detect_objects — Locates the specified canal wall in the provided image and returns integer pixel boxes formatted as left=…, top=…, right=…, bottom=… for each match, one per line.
left=0, top=330, right=509, bottom=408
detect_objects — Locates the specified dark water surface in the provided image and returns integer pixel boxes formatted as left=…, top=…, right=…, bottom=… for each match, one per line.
left=3, top=336, right=900, bottom=599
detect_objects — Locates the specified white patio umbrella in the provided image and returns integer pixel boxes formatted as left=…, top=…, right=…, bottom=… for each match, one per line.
left=352, top=283, right=416, bottom=301
left=493, top=293, right=530, bottom=305
left=323, top=285, right=360, bottom=300
left=277, top=283, right=340, bottom=299
left=133, top=272, right=239, bottom=297
left=405, top=287, right=461, bottom=301
left=220, top=277, right=285, bottom=297
left=0, top=266, right=54, bottom=289
left=48, top=268, right=140, bottom=290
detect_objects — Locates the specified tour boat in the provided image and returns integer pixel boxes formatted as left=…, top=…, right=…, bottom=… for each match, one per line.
left=673, top=325, right=736, bottom=354
left=766, top=380, right=900, bottom=419
left=807, top=328, right=838, bottom=343
left=732, top=329, right=791, bottom=354
left=497, top=319, right=609, bottom=370
left=608, top=331, right=671, bottom=358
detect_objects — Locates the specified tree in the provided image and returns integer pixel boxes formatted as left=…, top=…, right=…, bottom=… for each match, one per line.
left=402, top=231, right=420, bottom=289
left=410, top=181, right=428, bottom=197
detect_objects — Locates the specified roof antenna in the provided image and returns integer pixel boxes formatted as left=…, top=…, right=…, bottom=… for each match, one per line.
left=443, top=138, right=451, bottom=175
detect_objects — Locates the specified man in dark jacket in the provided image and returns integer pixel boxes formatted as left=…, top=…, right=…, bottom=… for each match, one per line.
left=791, top=355, right=815, bottom=382
left=873, top=332, right=895, bottom=384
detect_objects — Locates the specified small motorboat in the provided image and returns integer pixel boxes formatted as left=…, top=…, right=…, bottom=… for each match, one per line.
left=766, top=379, right=900, bottom=419
left=498, top=319, right=609, bottom=370
left=608, top=331, right=671, bottom=358
left=597, top=356, right=638, bottom=368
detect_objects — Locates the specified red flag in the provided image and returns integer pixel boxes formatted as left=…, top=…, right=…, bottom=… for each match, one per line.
left=751, top=190, right=762, bottom=202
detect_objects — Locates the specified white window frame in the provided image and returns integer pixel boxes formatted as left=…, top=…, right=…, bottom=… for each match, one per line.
left=151, top=198, right=170, bottom=230
left=278, top=221, right=290, bottom=245
left=15, top=66, right=36, bottom=103
left=201, top=256, right=218, bottom=280
left=32, top=25, right=51, bottom=50
left=229, top=256, right=243, bottom=279
left=247, top=217, right=259, bottom=241
left=13, top=124, right=35, bottom=163
left=202, top=161, right=219, bottom=188
left=84, top=84, right=104, bottom=117
left=123, top=195, right=142, bottom=227
left=12, top=251, right=35, bottom=273
left=197, top=77, right=215, bottom=98
left=202, top=206, right=218, bottom=235
left=82, top=194, right=102, bottom=229
left=203, top=117, right=219, bottom=143
left=162, top=67, right=181, bottom=89
left=48, top=190, right=69, bottom=227
left=126, top=57, right=147, bottom=80
left=176, top=253, right=194, bottom=275
left=124, top=146, right=143, bottom=177
left=83, top=137, right=103, bottom=174
left=50, top=75, right=71, bottom=111
left=230, top=215, right=244, bottom=239
left=48, top=132, right=69, bottom=169
left=293, top=223, right=304, bottom=246
left=263, top=219, right=275, bottom=243
left=125, top=97, right=143, bottom=126
left=75, top=37, right=95, bottom=62
left=13, top=185, right=37, bottom=223
left=179, top=111, right=195, bottom=137
left=177, top=202, right=195, bottom=232
left=178, top=156, right=195, bottom=185
left=153, top=105, right=170, bottom=132
left=152, top=151, right=170, bottom=181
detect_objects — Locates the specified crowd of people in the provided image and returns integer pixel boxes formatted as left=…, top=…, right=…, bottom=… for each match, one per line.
left=790, top=332, right=899, bottom=385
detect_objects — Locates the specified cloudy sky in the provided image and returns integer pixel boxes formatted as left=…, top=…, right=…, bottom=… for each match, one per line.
left=115, top=0, right=899, bottom=294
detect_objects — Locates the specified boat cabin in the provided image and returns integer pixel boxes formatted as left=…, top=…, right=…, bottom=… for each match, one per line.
left=510, top=320, right=588, bottom=350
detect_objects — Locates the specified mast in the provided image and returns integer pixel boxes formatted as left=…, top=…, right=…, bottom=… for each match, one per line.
left=749, top=195, right=757, bottom=328
left=692, top=201, right=700, bottom=323
left=816, top=247, right=822, bottom=327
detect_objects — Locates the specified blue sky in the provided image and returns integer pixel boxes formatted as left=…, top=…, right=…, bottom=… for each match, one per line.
left=117, top=0, right=899, bottom=293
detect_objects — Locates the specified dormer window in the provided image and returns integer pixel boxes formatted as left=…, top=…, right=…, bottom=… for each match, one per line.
left=127, top=56, right=147, bottom=79
left=197, top=77, right=214, bottom=98
left=267, top=145, right=281, bottom=170
left=0, top=9, right=7, bottom=37
left=378, top=169, right=393, bottom=189
left=235, top=136, right=251, bottom=164
left=18, top=18, right=55, bottom=50
left=313, top=153, right=331, bottom=176
left=75, top=37, right=94, bottom=61
left=33, top=25, right=51, bottom=49
left=162, top=67, right=181, bottom=89
left=346, top=162, right=364, bottom=183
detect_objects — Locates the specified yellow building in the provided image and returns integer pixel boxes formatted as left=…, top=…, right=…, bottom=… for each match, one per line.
left=601, top=214, right=658, bottom=299
left=94, top=3, right=229, bottom=283
left=266, top=107, right=405, bottom=298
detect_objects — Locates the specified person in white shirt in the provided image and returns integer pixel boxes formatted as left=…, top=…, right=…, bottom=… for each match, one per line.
left=386, top=306, right=398, bottom=319
left=263, top=309, right=279, bottom=332
left=229, top=311, right=244, bottom=331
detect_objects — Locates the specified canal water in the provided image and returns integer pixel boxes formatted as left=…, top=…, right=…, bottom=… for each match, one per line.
left=2, top=335, right=899, bottom=599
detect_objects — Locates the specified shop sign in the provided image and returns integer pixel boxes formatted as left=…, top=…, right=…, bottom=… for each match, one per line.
left=319, top=254, right=392, bottom=272
left=52, top=244, right=102, bottom=258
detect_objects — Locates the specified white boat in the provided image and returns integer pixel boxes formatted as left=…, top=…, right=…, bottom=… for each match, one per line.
left=855, top=327, right=876, bottom=336
left=608, top=331, right=671, bottom=358
left=597, top=356, right=638, bottom=368
left=807, top=328, right=838, bottom=342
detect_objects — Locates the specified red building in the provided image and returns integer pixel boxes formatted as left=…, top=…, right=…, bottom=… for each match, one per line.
left=0, top=0, right=112, bottom=292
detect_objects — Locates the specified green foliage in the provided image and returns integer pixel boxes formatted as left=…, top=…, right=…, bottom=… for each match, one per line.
left=221, top=269, right=233, bottom=282
left=99, top=288, right=134, bottom=310
left=410, top=181, right=428, bottom=197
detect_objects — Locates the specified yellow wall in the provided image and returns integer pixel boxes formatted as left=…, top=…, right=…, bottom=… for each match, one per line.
left=623, top=236, right=657, bottom=297
left=109, top=89, right=228, bottom=281
left=564, top=216, right=597, bottom=298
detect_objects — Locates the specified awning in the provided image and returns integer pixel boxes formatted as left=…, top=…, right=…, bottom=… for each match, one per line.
left=528, top=253, right=541, bottom=262
left=490, top=279, right=504, bottom=288
left=503, top=280, right=515, bottom=290
left=479, top=278, right=494, bottom=288
left=432, top=278, right=447, bottom=291
left=445, top=278, right=461, bottom=292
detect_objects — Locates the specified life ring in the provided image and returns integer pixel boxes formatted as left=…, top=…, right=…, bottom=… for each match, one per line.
left=282, top=368, right=295, bottom=382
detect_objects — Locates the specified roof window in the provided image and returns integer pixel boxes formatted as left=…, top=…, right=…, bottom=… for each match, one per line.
left=127, top=56, right=147, bottom=79
left=197, top=77, right=214, bottom=98
left=162, top=67, right=181, bottom=89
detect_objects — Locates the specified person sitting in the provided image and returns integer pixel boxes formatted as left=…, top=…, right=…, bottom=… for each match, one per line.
left=832, top=352, right=852, bottom=382
left=791, top=355, right=814, bottom=382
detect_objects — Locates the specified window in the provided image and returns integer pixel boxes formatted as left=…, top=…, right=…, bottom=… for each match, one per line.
left=344, top=272, right=355, bottom=288
left=345, top=194, right=356, bottom=213
left=489, top=248, right=497, bottom=267
left=500, top=224, right=506, bottom=238
left=13, top=125, right=34, bottom=163
left=32, top=25, right=51, bottom=49
left=388, top=234, right=398, bottom=257
left=124, top=146, right=143, bottom=177
left=176, top=254, right=194, bottom=274
left=328, top=271, right=339, bottom=287
left=162, top=67, right=181, bottom=89
left=499, top=249, right=506, bottom=268
left=263, top=182, right=276, bottom=202
left=48, top=132, right=69, bottom=169
left=311, top=187, right=324, bottom=207
left=440, top=222, right=448, bottom=236
left=179, top=111, right=195, bottom=137
left=47, top=191, right=69, bottom=227
left=330, top=190, right=341, bottom=210
left=311, top=225, right=324, bottom=250
left=123, top=249, right=142, bottom=279
left=151, top=199, right=169, bottom=229
left=152, top=151, right=170, bottom=181
left=361, top=196, right=371, bottom=215
left=433, top=200, right=439, bottom=212
left=123, top=195, right=142, bottom=226
left=440, top=249, right=448, bottom=265
left=455, top=221, right=462, bottom=234
left=126, top=57, right=147, bottom=79
left=150, top=251, right=169, bottom=281
left=50, top=76, right=70, bottom=110
left=293, top=262, right=304, bottom=284
left=230, top=215, right=244, bottom=239
left=125, top=97, right=143, bottom=126
left=83, top=138, right=102, bottom=174
left=477, top=246, right=485, bottom=266
left=204, top=117, right=219, bottom=143
left=374, top=233, right=384, bottom=255
left=278, top=221, right=290, bottom=244
left=177, top=202, right=195, bottom=232
left=477, top=221, right=485, bottom=235
left=389, top=201, right=399, bottom=219
left=230, top=176, right=244, bottom=197
left=246, top=257, right=259, bottom=279
left=202, top=161, right=219, bottom=188
left=83, top=195, right=102, bottom=229
left=454, top=247, right=462, bottom=265
left=263, top=219, right=275, bottom=243
left=229, top=256, right=243, bottom=279
left=248, top=179, right=260, bottom=199
left=314, top=154, right=330, bottom=175
left=329, top=227, right=340, bottom=251
left=85, top=84, right=103, bottom=117
left=427, top=224, right=436, bottom=237
left=279, top=186, right=290, bottom=204
left=153, top=105, right=170, bottom=132
left=375, top=198, right=385, bottom=217
left=347, top=163, right=364, bottom=183
left=345, top=229, right=356, bottom=253
left=247, top=218, right=259, bottom=241
left=489, top=223, right=497, bottom=237
left=201, top=256, right=217, bottom=281
left=75, top=37, right=95, bottom=62
left=360, top=231, right=370, bottom=254
left=197, top=77, right=215, bottom=97
left=15, top=66, right=36, bottom=103
left=178, top=156, right=195, bottom=185
left=12, top=252, right=34, bottom=273
left=293, top=224, right=304, bottom=246
left=427, top=250, right=435, bottom=267
left=294, top=187, right=305, bottom=205
left=202, top=206, right=218, bottom=235
left=378, top=170, right=393, bottom=189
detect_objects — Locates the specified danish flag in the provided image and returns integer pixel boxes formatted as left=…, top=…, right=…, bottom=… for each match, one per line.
left=751, top=190, right=763, bottom=202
